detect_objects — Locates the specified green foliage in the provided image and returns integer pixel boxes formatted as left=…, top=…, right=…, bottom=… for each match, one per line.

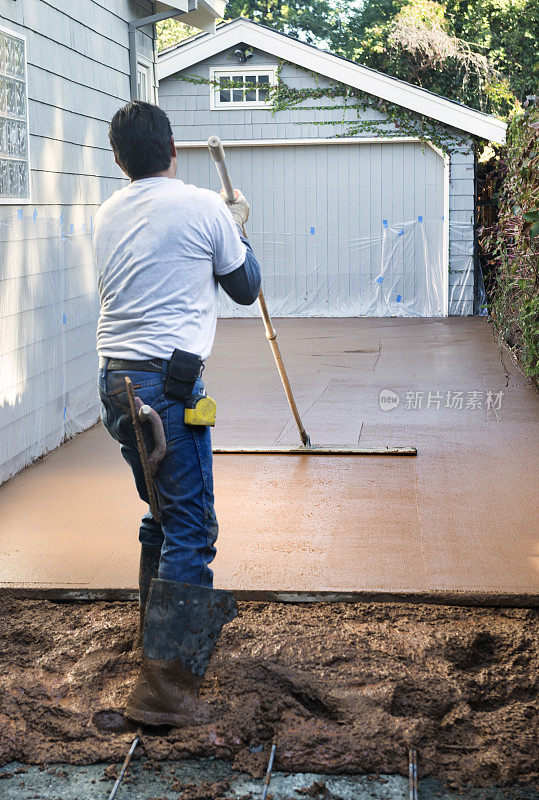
left=156, top=18, right=197, bottom=51
left=270, top=61, right=468, bottom=153
left=479, top=107, right=539, bottom=381
left=223, top=0, right=346, bottom=43
left=445, top=0, right=539, bottom=105
left=325, top=0, right=518, bottom=115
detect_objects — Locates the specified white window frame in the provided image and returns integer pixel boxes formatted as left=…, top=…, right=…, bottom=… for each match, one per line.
left=136, top=55, right=154, bottom=103
left=0, top=24, right=31, bottom=205
left=209, top=64, right=277, bottom=110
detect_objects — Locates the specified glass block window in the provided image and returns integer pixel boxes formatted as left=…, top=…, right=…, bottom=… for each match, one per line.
left=0, top=26, right=30, bottom=202
left=210, top=66, right=276, bottom=109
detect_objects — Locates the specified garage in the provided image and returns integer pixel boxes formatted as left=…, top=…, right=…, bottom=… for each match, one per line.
left=158, top=17, right=506, bottom=318
left=177, top=139, right=447, bottom=317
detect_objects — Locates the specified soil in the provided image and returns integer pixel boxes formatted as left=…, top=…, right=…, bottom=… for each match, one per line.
left=0, top=599, right=537, bottom=791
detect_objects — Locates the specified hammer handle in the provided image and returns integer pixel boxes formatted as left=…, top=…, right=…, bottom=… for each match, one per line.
left=125, top=377, right=161, bottom=522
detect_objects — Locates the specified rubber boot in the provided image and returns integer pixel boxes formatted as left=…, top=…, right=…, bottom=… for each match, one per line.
left=133, top=545, right=161, bottom=650
left=124, top=578, right=238, bottom=727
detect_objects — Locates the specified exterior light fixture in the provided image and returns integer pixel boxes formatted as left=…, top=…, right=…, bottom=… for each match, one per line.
left=234, top=45, right=253, bottom=63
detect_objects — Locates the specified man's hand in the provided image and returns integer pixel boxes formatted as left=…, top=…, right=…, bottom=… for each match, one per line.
left=221, top=188, right=249, bottom=228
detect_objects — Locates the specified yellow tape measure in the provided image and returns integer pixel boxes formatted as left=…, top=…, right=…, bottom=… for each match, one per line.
left=184, top=392, right=217, bottom=426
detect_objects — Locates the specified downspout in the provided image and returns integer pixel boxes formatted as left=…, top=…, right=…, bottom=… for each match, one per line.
left=129, top=1, right=198, bottom=101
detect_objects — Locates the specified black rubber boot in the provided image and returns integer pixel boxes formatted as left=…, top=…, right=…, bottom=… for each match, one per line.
left=124, top=579, right=238, bottom=727
left=132, top=545, right=161, bottom=651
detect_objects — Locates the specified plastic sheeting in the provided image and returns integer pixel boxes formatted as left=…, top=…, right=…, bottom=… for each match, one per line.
left=219, top=217, right=476, bottom=318
left=0, top=212, right=99, bottom=484
left=448, top=221, right=477, bottom=317
left=219, top=217, right=448, bottom=318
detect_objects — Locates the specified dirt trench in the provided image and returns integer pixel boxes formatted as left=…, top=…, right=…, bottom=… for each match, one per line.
left=0, top=598, right=537, bottom=791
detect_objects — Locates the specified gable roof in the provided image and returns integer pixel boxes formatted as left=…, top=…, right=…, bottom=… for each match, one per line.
left=157, top=17, right=507, bottom=143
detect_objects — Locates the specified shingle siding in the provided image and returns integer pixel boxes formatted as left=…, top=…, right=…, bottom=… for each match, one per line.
left=0, top=0, right=154, bottom=484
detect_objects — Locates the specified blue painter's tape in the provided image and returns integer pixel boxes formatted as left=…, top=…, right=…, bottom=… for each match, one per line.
left=310, top=226, right=315, bottom=235
left=60, top=212, right=63, bottom=224
left=396, top=294, right=402, bottom=302
left=33, top=207, right=38, bottom=223
left=383, top=219, right=388, bottom=228
left=398, top=229, right=404, bottom=237
left=69, top=223, right=74, bottom=233
left=62, top=313, right=67, bottom=324
left=376, top=276, right=383, bottom=284
left=17, top=209, right=23, bottom=220
left=418, top=215, right=423, bottom=222
left=63, top=406, right=67, bottom=422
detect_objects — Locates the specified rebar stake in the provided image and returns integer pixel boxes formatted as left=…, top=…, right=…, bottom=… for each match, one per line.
left=261, top=742, right=276, bottom=800
left=108, top=735, right=139, bottom=800
left=408, top=747, right=418, bottom=800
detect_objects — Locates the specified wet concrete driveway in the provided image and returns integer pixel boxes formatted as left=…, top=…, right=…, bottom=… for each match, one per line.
left=0, top=318, right=537, bottom=598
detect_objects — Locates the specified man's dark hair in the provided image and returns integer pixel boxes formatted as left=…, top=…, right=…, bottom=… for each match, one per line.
left=109, top=101, right=174, bottom=180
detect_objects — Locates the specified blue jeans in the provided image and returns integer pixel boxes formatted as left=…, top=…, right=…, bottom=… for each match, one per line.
left=98, top=362, right=217, bottom=587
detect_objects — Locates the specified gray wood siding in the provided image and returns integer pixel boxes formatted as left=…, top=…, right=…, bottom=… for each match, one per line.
left=0, top=0, right=153, bottom=483
left=160, top=46, right=476, bottom=318
left=160, top=51, right=389, bottom=142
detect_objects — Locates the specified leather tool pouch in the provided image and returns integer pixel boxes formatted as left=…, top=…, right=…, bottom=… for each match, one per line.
left=164, top=349, right=203, bottom=401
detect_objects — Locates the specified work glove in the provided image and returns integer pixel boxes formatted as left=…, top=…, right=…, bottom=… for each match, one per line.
left=221, top=188, right=249, bottom=228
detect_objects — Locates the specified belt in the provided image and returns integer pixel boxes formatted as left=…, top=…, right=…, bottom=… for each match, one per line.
left=101, top=357, right=166, bottom=373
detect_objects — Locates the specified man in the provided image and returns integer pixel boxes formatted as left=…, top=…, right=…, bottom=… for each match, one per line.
left=93, top=101, right=261, bottom=728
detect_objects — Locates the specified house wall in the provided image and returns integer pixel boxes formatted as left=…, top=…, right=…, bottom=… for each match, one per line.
left=0, top=0, right=153, bottom=484
left=159, top=47, right=475, bottom=317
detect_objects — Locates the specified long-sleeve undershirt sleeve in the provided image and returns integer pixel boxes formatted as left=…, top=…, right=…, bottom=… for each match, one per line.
left=216, top=234, right=261, bottom=306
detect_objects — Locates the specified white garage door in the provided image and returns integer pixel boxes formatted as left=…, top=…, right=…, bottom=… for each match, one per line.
left=177, top=141, right=447, bottom=317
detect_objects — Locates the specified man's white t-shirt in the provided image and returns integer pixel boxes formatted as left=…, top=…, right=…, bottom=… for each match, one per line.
left=94, top=177, right=246, bottom=361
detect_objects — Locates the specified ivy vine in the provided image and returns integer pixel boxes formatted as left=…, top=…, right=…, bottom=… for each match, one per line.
left=176, top=59, right=472, bottom=155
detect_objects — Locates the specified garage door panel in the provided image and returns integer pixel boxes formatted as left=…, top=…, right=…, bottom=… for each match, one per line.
left=177, top=141, right=445, bottom=318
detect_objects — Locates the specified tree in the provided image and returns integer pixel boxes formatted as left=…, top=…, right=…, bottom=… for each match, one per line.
left=445, top=0, right=539, bottom=103
left=328, top=0, right=534, bottom=113
left=223, top=1, right=347, bottom=44
left=386, top=0, right=509, bottom=112
left=156, top=19, right=197, bottom=51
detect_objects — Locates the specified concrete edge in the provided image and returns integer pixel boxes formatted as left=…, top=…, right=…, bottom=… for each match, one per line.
left=0, top=587, right=537, bottom=608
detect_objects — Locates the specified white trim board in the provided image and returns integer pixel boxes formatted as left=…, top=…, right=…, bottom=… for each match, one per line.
left=159, top=18, right=506, bottom=144
left=175, top=136, right=437, bottom=148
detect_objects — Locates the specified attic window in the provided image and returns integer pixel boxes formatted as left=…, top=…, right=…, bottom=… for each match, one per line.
left=209, top=66, right=276, bottom=109
left=0, top=25, right=30, bottom=203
